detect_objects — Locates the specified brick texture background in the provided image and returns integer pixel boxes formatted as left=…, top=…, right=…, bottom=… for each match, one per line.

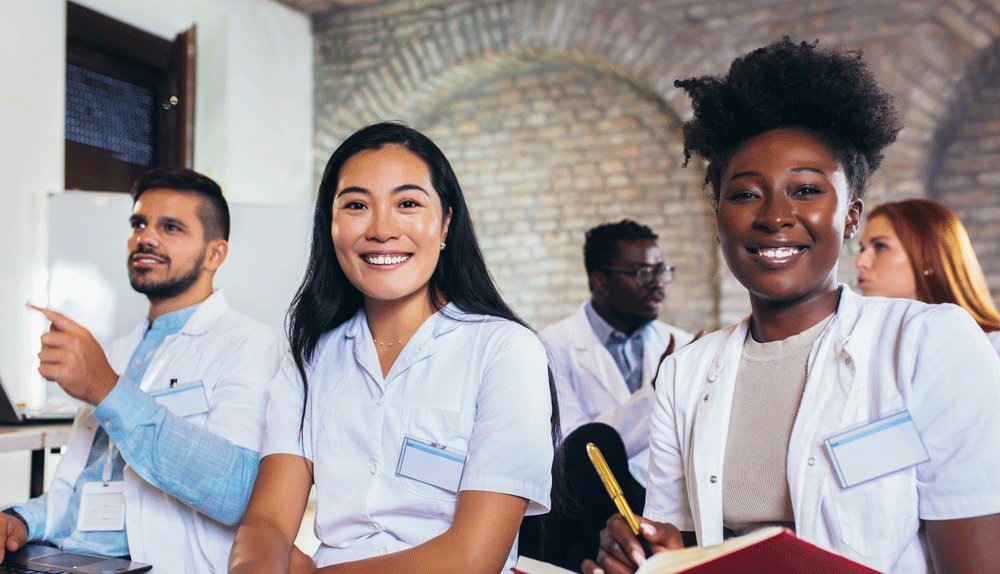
left=929, top=44, right=1000, bottom=297
left=418, top=64, right=714, bottom=330
left=306, top=0, right=1000, bottom=331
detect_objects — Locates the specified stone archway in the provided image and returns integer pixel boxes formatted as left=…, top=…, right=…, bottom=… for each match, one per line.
left=411, top=57, right=716, bottom=331
left=926, top=37, right=1000, bottom=306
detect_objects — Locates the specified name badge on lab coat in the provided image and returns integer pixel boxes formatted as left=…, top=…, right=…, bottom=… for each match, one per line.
left=152, top=381, right=209, bottom=418
left=77, top=481, right=125, bottom=531
left=396, top=436, right=467, bottom=494
left=824, top=410, right=929, bottom=488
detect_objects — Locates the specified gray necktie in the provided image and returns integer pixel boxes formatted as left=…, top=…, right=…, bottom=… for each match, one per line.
left=609, top=332, right=642, bottom=393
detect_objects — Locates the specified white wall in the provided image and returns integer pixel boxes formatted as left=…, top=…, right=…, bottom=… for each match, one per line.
left=70, top=0, right=315, bottom=205
left=0, top=0, right=313, bottom=504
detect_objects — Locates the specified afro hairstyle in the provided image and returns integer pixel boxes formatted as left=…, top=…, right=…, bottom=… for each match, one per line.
left=674, top=37, right=902, bottom=204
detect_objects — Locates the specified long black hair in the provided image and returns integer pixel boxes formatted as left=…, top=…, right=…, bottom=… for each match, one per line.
left=288, top=121, right=560, bottom=443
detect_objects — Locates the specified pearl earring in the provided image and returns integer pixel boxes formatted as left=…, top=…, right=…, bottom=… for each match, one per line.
left=440, top=242, right=446, bottom=250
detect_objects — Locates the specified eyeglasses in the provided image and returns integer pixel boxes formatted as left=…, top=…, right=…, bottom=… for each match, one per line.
left=601, top=264, right=675, bottom=285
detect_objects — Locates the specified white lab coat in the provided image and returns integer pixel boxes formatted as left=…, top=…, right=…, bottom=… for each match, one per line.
left=263, top=304, right=553, bottom=571
left=987, top=329, right=1000, bottom=355
left=645, top=287, right=1000, bottom=573
left=540, top=303, right=692, bottom=483
left=45, top=291, right=282, bottom=573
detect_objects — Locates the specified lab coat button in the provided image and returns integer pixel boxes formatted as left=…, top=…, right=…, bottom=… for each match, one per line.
left=844, top=356, right=851, bottom=365
left=370, top=464, right=377, bottom=474
left=807, top=457, right=816, bottom=466
left=703, top=394, right=709, bottom=402
left=379, top=547, right=388, bottom=555
left=709, top=475, right=717, bottom=483
left=376, top=395, right=384, bottom=405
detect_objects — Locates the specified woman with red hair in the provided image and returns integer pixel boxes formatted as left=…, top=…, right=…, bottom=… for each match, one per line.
left=855, top=198, right=1000, bottom=352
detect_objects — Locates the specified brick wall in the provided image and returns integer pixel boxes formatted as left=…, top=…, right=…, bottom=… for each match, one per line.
left=311, top=0, right=1000, bottom=328
left=930, top=43, right=1000, bottom=301
left=418, top=63, right=714, bottom=331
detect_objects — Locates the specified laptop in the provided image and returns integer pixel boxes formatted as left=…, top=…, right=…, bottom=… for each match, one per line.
left=0, top=374, right=76, bottom=426
left=2, top=544, right=151, bottom=573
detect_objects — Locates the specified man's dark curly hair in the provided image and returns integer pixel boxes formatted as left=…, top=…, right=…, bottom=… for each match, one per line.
left=675, top=37, right=902, bottom=204
left=583, top=219, right=658, bottom=282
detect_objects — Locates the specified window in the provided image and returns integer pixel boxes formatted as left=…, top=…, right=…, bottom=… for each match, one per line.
left=65, top=2, right=195, bottom=192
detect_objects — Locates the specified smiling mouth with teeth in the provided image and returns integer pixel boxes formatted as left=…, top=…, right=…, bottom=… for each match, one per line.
left=363, top=254, right=411, bottom=265
left=130, top=253, right=167, bottom=267
left=753, top=247, right=803, bottom=258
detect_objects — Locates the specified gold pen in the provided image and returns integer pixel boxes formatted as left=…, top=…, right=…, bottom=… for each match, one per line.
left=586, top=442, right=642, bottom=535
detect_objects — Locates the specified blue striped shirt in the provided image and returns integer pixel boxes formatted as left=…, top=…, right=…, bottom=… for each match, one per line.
left=10, top=303, right=260, bottom=554
left=584, top=301, right=647, bottom=393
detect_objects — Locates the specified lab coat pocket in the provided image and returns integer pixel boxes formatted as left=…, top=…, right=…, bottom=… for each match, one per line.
left=152, top=380, right=210, bottom=426
left=397, top=404, right=475, bottom=501
left=830, top=468, right=917, bottom=559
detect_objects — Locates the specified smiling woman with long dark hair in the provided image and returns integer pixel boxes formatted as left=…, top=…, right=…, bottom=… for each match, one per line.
left=584, top=38, right=1000, bottom=574
left=228, top=122, right=556, bottom=574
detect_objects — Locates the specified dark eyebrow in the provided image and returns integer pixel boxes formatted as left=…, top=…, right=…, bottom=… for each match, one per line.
left=790, top=166, right=828, bottom=176
left=394, top=184, right=431, bottom=196
left=727, top=166, right=828, bottom=182
left=621, top=261, right=665, bottom=269
left=129, top=214, right=145, bottom=225
left=336, top=184, right=430, bottom=198
left=160, top=216, right=188, bottom=230
left=726, top=170, right=761, bottom=182
left=336, top=186, right=367, bottom=198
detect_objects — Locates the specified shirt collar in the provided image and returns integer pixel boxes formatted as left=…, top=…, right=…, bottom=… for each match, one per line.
left=146, top=303, right=200, bottom=335
left=584, top=300, right=647, bottom=344
left=707, top=284, right=858, bottom=382
left=345, top=301, right=465, bottom=341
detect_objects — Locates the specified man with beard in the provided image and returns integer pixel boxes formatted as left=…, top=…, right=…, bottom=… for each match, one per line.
left=529, top=220, right=697, bottom=568
left=1, top=168, right=282, bottom=573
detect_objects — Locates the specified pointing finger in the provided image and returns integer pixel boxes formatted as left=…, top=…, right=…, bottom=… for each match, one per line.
left=27, top=304, right=82, bottom=334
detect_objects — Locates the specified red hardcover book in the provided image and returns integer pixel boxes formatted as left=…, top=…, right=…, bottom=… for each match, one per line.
left=513, top=526, right=882, bottom=574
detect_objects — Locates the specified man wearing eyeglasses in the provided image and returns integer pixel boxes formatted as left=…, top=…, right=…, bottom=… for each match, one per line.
left=528, top=220, right=696, bottom=569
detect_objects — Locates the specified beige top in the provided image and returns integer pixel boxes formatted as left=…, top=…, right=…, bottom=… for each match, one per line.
left=721, top=314, right=834, bottom=534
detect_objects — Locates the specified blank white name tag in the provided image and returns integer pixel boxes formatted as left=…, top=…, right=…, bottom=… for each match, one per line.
left=77, top=481, right=125, bottom=531
left=824, top=410, right=929, bottom=488
left=396, top=436, right=467, bottom=494
left=152, top=381, right=209, bottom=418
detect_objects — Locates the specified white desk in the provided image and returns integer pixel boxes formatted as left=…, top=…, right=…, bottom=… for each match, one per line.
left=0, top=424, right=73, bottom=498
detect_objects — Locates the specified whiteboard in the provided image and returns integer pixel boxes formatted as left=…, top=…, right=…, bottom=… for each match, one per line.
left=48, top=191, right=313, bottom=349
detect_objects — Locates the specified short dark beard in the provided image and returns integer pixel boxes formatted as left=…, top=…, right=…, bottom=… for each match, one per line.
left=594, top=297, right=655, bottom=336
left=128, top=251, right=205, bottom=300
left=608, top=304, right=654, bottom=335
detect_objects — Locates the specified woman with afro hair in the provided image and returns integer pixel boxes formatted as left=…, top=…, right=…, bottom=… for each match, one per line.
left=584, top=38, right=1000, bottom=574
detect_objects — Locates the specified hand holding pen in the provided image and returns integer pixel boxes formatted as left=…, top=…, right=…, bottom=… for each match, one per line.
left=581, top=443, right=685, bottom=574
